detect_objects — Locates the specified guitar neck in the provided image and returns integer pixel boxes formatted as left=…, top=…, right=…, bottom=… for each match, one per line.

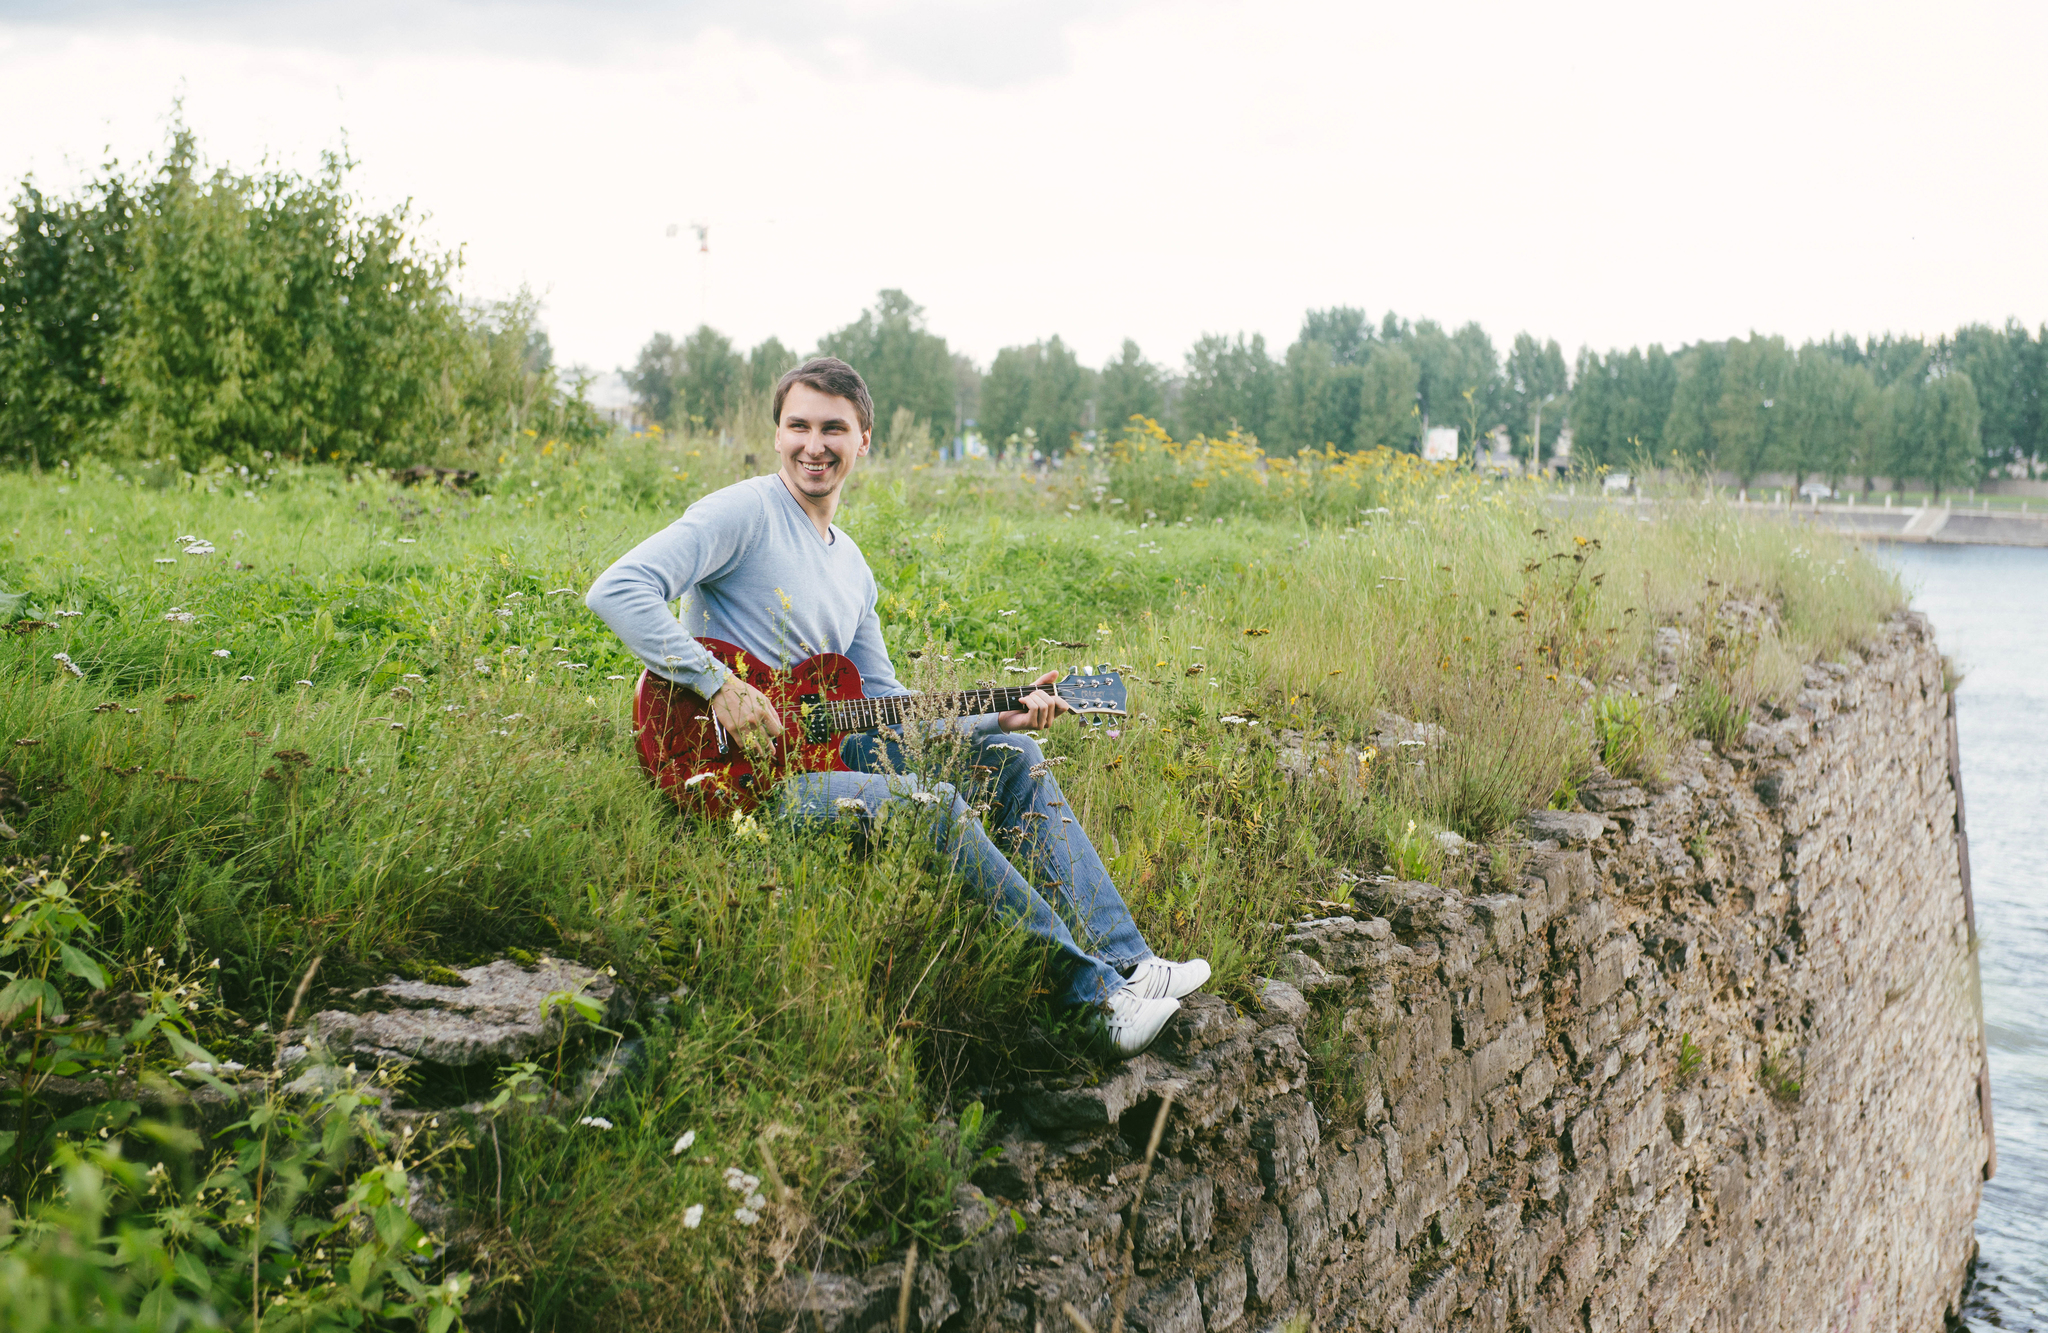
left=824, top=684, right=1045, bottom=735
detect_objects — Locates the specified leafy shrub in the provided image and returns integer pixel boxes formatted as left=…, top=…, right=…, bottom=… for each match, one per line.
left=0, top=121, right=599, bottom=471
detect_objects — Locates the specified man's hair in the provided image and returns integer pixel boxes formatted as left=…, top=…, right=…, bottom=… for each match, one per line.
left=772, top=357, right=874, bottom=435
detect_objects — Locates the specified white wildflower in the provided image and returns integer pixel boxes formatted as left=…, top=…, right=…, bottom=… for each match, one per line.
left=54, top=610, right=81, bottom=618
left=473, top=657, right=494, bottom=674
left=52, top=652, right=84, bottom=677
left=295, top=679, right=312, bottom=687
left=682, top=1203, right=704, bottom=1228
left=835, top=797, right=867, bottom=814
left=672, top=1130, right=696, bottom=1156
left=733, top=1207, right=760, bottom=1226
left=212, top=648, right=231, bottom=658
left=607, top=674, right=629, bottom=680
left=396, top=537, right=416, bottom=544
left=910, top=790, right=942, bottom=806
left=153, top=558, right=176, bottom=565
left=162, top=609, right=195, bottom=624
left=494, top=609, right=514, bottom=618
left=239, top=675, right=254, bottom=681
left=577, top=1116, right=614, bottom=1130
left=1219, top=715, right=1247, bottom=725
left=175, top=534, right=197, bottom=543
left=183, top=542, right=215, bottom=556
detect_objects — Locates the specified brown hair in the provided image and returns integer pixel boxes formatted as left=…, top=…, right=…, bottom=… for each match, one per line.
left=772, top=357, right=874, bottom=435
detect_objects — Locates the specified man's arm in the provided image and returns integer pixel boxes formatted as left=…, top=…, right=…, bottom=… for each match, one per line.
left=583, top=485, right=761, bottom=702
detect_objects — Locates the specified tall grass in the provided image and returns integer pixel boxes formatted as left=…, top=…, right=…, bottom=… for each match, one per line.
left=0, top=430, right=1902, bottom=1326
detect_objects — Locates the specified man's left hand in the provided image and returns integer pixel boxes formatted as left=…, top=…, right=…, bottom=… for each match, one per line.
left=998, top=671, right=1071, bottom=733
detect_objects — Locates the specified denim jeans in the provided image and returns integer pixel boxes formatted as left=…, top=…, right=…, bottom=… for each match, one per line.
left=773, top=728, right=1150, bottom=1006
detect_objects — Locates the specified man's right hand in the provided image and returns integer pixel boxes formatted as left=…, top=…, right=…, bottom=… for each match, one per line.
left=710, top=673, right=785, bottom=745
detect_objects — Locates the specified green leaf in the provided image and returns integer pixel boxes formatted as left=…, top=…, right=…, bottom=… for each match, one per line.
left=0, top=976, right=64, bottom=1021
left=429, top=1304, right=457, bottom=1333
left=174, top=1247, right=213, bottom=1295
left=0, top=590, right=25, bottom=624
left=58, top=942, right=108, bottom=990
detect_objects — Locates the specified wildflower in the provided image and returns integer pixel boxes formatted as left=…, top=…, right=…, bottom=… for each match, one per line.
left=240, top=675, right=255, bottom=682
left=578, top=1116, right=614, bottom=1130
left=683, top=1203, right=705, bottom=1228
left=474, top=658, right=494, bottom=674
left=212, top=649, right=231, bottom=658
left=1219, top=715, right=1248, bottom=725
left=175, top=534, right=197, bottom=543
left=672, top=1130, right=696, bottom=1155
left=835, top=797, right=866, bottom=814
left=163, top=609, right=195, bottom=624
left=723, top=1167, right=762, bottom=1194
left=734, top=1207, right=761, bottom=1226
left=910, top=790, right=942, bottom=806
left=184, top=542, right=215, bottom=556
left=729, top=811, right=770, bottom=845
left=52, top=652, right=84, bottom=677
left=397, top=537, right=416, bottom=544
left=608, top=674, right=628, bottom=680
left=296, top=679, right=312, bottom=687
left=495, top=608, right=515, bottom=618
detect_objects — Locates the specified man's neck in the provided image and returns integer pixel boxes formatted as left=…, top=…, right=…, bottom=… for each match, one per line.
left=775, top=471, right=840, bottom=541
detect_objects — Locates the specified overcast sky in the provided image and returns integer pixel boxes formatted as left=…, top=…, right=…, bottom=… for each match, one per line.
left=4, top=0, right=2044, bottom=378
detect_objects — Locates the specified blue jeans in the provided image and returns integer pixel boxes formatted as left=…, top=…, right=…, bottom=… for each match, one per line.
left=774, top=729, right=1150, bottom=1007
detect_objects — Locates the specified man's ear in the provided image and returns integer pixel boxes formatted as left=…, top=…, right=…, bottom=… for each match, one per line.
left=858, top=430, right=872, bottom=456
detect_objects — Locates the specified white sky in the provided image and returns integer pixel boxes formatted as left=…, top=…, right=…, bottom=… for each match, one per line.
left=4, top=0, right=2044, bottom=377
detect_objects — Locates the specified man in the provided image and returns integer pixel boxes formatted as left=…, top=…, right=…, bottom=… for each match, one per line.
left=585, top=357, right=1207, bottom=1057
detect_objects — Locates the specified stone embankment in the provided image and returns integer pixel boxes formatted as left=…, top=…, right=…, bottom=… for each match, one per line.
left=776, top=613, right=1988, bottom=1332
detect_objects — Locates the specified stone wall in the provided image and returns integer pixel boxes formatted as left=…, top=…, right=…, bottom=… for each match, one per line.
left=779, top=614, right=1988, bottom=1332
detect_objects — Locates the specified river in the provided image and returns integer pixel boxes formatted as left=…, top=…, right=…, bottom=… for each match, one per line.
left=1880, top=544, right=2048, bottom=1329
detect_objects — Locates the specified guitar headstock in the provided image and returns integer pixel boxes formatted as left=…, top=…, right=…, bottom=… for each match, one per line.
left=1059, top=664, right=1128, bottom=722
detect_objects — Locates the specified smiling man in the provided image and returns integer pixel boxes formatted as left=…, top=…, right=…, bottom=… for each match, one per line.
left=584, top=357, right=1208, bottom=1057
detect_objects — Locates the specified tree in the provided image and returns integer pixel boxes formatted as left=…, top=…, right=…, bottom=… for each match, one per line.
left=817, top=289, right=954, bottom=443
left=1948, top=321, right=2043, bottom=481
left=1097, top=339, right=1164, bottom=437
left=1665, top=342, right=1727, bottom=470
left=745, top=336, right=798, bottom=401
left=1297, top=307, right=1374, bottom=366
left=1569, top=345, right=1676, bottom=470
left=951, top=351, right=982, bottom=438
left=1910, top=368, right=1982, bottom=497
left=626, top=333, right=687, bottom=426
left=1706, top=334, right=1794, bottom=489
left=1355, top=345, right=1421, bottom=453
left=1175, top=332, right=1276, bottom=441
left=0, top=171, right=138, bottom=464
left=1273, top=338, right=1358, bottom=454
left=1502, top=333, right=1568, bottom=465
left=676, top=326, right=744, bottom=429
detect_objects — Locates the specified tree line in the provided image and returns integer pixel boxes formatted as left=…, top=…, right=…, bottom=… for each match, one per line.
left=635, top=302, right=2045, bottom=493
left=4, top=123, right=2039, bottom=492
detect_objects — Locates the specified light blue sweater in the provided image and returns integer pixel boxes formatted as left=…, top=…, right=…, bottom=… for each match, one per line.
left=586, top=475, right=962, bottom=720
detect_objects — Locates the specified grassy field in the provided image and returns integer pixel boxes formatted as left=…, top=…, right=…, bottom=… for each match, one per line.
left=0, top=433, right=1901, bottom=1328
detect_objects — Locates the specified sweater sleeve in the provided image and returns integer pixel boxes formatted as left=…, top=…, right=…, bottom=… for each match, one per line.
left=584, top=485, right=762, bottom=700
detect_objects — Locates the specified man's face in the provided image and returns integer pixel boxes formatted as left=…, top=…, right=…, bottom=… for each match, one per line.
left=775, top=382, right=869, bottom=503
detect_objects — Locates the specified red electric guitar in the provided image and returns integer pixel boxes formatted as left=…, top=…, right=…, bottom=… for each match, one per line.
left=632, top=638, right=1129, bottom=815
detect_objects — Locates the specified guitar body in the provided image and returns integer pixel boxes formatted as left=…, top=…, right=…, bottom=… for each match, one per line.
left=632, top=638, right=862, bottom=816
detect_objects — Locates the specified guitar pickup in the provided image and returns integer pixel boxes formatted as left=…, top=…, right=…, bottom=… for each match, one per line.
left=799, top=694, right=831, bottom=744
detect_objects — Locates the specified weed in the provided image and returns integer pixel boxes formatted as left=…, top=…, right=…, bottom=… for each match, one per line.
left=1674, top=1033, right=1704, bottom=1085
left=1595, top=693, right=1654, bottom=780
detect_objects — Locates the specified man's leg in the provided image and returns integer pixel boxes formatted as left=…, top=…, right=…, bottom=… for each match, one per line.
left=777, top=765, right=1125, bottom=1007
left=959, top=732, right=1153, bottom=971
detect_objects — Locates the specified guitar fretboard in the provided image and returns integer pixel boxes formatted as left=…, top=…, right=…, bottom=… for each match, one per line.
left=825, top=685, right=1047, bottom=735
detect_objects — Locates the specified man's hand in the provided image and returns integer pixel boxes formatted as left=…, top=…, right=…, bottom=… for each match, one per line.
left=710, top=673, right=785, bottom=748
left=998, top=671, right=1071, bottom=733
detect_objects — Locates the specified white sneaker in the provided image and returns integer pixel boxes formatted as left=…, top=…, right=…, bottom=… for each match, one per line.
left=1102, top=989, right=1180, bottom=1059
left=1123, top=955, right=1212, bottom=1001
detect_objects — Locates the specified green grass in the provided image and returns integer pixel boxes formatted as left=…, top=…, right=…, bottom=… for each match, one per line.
left=0, top=435, right=1902, bottom=1328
